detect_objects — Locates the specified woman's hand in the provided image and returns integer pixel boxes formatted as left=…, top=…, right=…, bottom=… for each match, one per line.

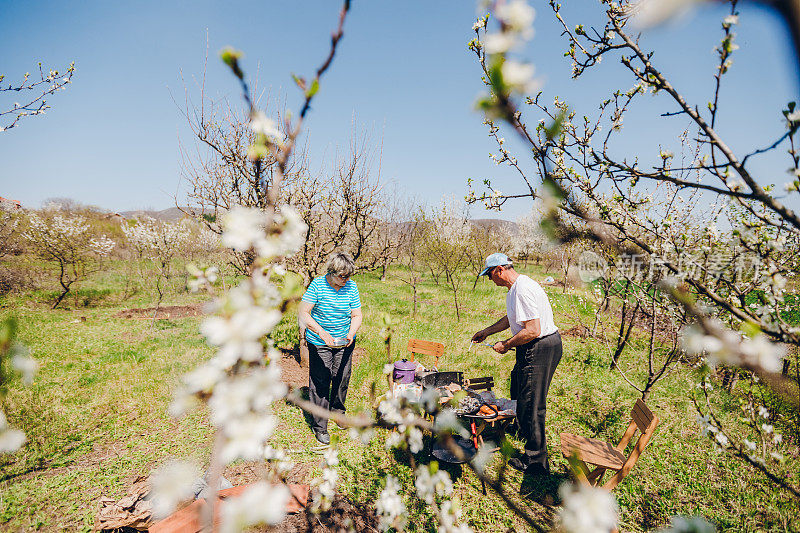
left=320, top=332, right=337, bottom=347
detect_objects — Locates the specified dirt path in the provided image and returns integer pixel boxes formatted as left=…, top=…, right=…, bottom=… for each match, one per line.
left=113, top=304, right=204, bottom=320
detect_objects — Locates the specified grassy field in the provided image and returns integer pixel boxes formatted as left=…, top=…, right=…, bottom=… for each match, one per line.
left=0, top=261, right=798, bottom=531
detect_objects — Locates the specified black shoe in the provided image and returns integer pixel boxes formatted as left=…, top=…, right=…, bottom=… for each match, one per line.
left=313, top=429, right=330, bottom=445
left=509, top=457, right=550, bottom=475
left=508, top=457, right=528, bottom=472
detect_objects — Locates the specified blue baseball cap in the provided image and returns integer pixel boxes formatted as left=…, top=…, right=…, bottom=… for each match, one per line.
left=479, top=252, right=512, bottom=276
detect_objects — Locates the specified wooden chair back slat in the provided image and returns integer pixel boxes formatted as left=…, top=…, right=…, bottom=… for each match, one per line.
left=464, top=376, right=495, bottom=392
left=407, top=339, right=445, bottom=365
left=631, top=398, right=656, bottom=434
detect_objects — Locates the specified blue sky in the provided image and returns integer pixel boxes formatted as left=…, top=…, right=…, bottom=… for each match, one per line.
left=0, top=1, right=796, bottom=221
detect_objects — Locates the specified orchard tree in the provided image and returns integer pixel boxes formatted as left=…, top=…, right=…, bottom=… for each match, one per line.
left=23, top=207, right=114, bottom=308
left=122, top=217, right=191, bottom=315
left=179, top=74, right=397, bottom=283
left=422, top=198, right=471, bottom=320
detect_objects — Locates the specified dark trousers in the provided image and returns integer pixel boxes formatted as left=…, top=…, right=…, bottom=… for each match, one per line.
left=510, top=331, right=562, bottom=472
left=308, top=342, right=354, bottom=432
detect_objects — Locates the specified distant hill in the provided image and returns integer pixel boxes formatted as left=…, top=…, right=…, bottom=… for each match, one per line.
left=115, top=209, right=518, bottom=234
left=120, top=207, right=187, bottom=221
left=471, top=218, right=520, bottom=234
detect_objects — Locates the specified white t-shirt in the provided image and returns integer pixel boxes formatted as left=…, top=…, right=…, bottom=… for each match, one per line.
left=506, top=275, right=558, bottom=337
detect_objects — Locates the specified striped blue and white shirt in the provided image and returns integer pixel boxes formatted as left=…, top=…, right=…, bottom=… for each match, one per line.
left=302, top=275, right=361, bottom=346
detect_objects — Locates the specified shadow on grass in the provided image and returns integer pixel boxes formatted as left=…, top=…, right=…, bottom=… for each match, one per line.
left=520, top=471, right=569, bottom=508
left=292, top=386, right=316, bottom=430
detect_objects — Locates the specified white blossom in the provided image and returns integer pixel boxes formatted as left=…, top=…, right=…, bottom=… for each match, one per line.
left=408, top=427, right=424, bottom=453
left=182, top=362, right=225, bottom=394
left=247, top=363, right=288, bottom=409
left=220, top=481, right=290, bottom=532
left=378, top=395, right=405, bottom=425
left=348, top=426, right=375, bottom=445
left=168, top=390, right=198, bottom=418
left=0, top=411, right=26, bottom=454
left=385, top=431, right=404, bottom=450
left=264, top=445, right=295, bottom=476
left=501, top=60, right=539, bottom=93
left=470, top=442, right=495, bottom=474
left=201, top=307, right=282, bottom=366
left=249, top=111, right=285, bottom=145
left=188, top=265, right=219, bottom=293
left=484, top=32, right=516, bottom=54
left=220, top=413, right=278, bottom=463
left=376, top=476, right=406, bottom=532
left=723, top=14, right=739, bottom=26
left=769, top=451, right=785, bottom=462
left=10, top=345, right=38, bottom=385
left=633, top=0, right=703, bottom=28
left=495, top=0, right=535, bottom=38
left=740, top=336, right=784, bottom=374
left=147, top=460, right=200, bottom=519
left=221, top=207, right=269, bottom=251
left=433, top=410, right=470, bottom=439
left=557, top=481, right=619, bottom=533
left=89, top=235, right=116, bottom=255
left=437, top=500, right=473, bottom=533
left=323, top=447, right=339, bottom=467
left=415, top=464, right=453, bottom=504
left=310, top=447, right=339, bottom=512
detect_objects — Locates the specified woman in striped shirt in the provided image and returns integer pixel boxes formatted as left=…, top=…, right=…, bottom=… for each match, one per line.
left=298, top=252, right=363, bottom=445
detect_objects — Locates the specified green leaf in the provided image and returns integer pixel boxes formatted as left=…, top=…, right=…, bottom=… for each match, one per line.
left=292, top=74, right=306, bottom=91
left=306, top=78, right=320, bottom=98
left=0, top=317, right=16, bottom=351
left=545, top=109, right=568, bottom=141
left=219, top=46, right=244, bottom=79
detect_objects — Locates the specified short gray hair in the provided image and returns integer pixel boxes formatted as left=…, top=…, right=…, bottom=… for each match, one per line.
left=327, top=251, right=355, bottom=278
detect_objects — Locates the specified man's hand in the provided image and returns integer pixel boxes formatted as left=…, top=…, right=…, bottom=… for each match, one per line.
left=346, top=334, right=355, bottom=347
left=471, top=330, right=488, bottom=343
left=492, top=340, right=509, bottom=354
left=320, top=332, right=337, bottom=347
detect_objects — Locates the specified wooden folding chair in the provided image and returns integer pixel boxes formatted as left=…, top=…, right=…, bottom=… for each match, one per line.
left=407, top=338, right=445, bottom=370
left=560, top=398, right=660, bottom=491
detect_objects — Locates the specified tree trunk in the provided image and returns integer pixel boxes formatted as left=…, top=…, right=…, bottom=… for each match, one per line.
left=52, top=286, right=71, bottom=309
left=450, top=282, right=461, bottom=321
left=412, top=281, right=418, bottom=316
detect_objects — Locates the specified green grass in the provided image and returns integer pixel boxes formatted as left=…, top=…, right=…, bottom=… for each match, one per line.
left=0, top=260, right=798, bottom=531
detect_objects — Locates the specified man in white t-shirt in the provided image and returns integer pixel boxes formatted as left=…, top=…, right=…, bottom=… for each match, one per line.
left=471, top=253, right=562, bottom=476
